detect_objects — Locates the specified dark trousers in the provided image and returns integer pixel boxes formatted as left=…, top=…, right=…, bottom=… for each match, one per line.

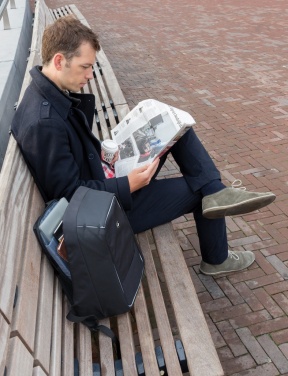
left=126, top=127, right=228, bottom=265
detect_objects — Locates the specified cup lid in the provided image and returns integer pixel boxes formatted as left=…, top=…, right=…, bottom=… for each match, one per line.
left=102, top=139, right=118, bottom=152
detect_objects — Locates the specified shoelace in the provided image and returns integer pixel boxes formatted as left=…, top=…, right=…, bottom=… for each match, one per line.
left=231, top=179, right=246, bottom=191
left=228, top=250, right=240, bottom=260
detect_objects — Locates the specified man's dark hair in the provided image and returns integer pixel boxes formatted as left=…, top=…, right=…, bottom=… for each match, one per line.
left=42, top=15, right=101, bottom=65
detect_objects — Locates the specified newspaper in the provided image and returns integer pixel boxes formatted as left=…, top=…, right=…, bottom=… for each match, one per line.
left=111, top=99, right=196, bottom=177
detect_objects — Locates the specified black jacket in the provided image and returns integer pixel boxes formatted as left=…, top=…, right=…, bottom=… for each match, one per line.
left=11, top=66, right=131, bottom=209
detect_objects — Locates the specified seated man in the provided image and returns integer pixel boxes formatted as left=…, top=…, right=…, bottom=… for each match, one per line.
left=11, top=16, right=276, bottom=276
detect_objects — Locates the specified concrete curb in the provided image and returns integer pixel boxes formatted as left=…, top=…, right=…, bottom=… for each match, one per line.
left=0, top=0, right=32, bottom=168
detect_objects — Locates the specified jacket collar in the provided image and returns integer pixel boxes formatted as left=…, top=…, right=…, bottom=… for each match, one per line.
left=30, top=65, right=81, bottom=119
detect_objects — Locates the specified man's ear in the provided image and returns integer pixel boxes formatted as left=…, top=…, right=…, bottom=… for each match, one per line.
left=53, top=53, right=64, bottom=71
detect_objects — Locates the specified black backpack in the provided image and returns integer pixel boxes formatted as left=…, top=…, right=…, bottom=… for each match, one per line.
left=34, top=186, right=144, bottom=341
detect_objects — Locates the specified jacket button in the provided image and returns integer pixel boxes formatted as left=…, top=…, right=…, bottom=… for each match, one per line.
left=42, top=101, right=49, bottom=106
left=88, top=153, right=94, bottom=160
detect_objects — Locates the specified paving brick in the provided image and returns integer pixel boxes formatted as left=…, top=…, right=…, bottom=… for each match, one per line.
left=230, top=309, right=272, bottom=330
left=257, top=334, right=288, bottom=374
left=246, top=273, right=283, bottom=290
left=205, top=313, right=226, bottom=349
left=198, top=274, right=226, bottom=299
left=202, top=297, right=232, bottom=314
left=266, top=255, right=288, bottom=280
left=222, top=354, right=256, bottom=375
left=236, top=327, right=271, bottom=365
left=280, top=343, right=288, bottom=359
left=253, top=288, right=285, bottom=318
left=264, top=280, right=288, bottom=295
left=216, top=321, right=247, bottom=357
left=210, top=303, right=252, bottom=322
left=253, top=250, right=278, bottom=275
left=234, top=282, right=264, bottom=311
left=250, top=317, right=288, bottom=337
left=230, top=363, right=279, bottom=376
left=271, top=328, right=288, bottom=345
left=228, top=268, right=265, bottom=285
left=216, top=277, right=245, bottom=305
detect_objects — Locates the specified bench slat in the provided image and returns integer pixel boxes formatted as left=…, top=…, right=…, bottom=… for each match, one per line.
left=10, top=186, right=43, bottom=353
left=97, top=49, right=127, bottom=106
left=98, top=318, right=115, bottom=375
left=88, top=71, right=111, bottom=139
left=6, top=337, right=34, bottom=376
left=61, top=296, right=75, bottom=376
left=92, top=64, right=117, bottom=129
left=34, top=256, right=54, bottom=374
left=0, top=314, right=9, bottom=376
left=49, top=278, right=63, bottom=376
left=30, top=0, right=45, bottom=53
left=114, top=103, right=131, bottom=122
left=76, top=324, right=93, bottom=376
left=0, top=147, right=35, bottom=323
left=33, top=366, right=47, bottom=376
left=68, top=4, right=89, bottom=27
left=153, top=223, right=224, bottom=376
left=138, top=231, right=183, bottom=375
left=133, top=283, right=160, bottom=375
left=117, top=313, right=137, bottom=376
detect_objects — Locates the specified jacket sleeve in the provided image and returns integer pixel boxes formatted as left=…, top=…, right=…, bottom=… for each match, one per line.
left=21, top=118, right=132, bottom=210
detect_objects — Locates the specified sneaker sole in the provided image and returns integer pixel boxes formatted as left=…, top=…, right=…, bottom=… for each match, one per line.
left=199, top=257, right=255, bottom=276
left=203, top=194, right=276, bottom=219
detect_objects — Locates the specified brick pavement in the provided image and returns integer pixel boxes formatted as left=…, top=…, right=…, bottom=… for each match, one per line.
left=46, top=0, right=288, bottom=374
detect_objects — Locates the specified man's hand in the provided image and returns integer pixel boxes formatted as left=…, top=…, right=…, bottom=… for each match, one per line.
left=128, top=158, right=160, bottom=193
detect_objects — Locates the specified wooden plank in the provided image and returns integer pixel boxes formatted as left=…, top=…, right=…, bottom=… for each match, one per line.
left=117, top=314, right=138, bottom=376
left=98, top=318, right=115, bottom=375
left=10, top=186, right=43, bottom=353
left=30, top=0, right=45, bottom=53
left=49, top=277, right=63, bottom=376
left=93, top=62, right=114, bottom=114
left=33, top=366, right=47, bottom=376
left=87, top=77, right=110, bottom=140
left=97, top=48, right=127, bottom=106
left=18, top=49, right=41, bottom=105
left=0, top=146, right=34, bottom=323
left=61, top=296, right=74, bottom=376
left=138, top=232, right=183, bottom=375
left=0, top=314, right=9, bottom=376
left=6, top=337, right=34, bottom=376
left=69, top=4, right=90, bottom=27
left=43, top=1, right=54, bottom=25
left=87, top=72, right=103, bottom=113
left=153, top=223, right=224, bottom=376
left=34, top=256, right=54, bottom=374
left=133, top=283, right=159, bottom=375
left=76, top=324, right=93, bottom=376
left=114, top=103, right=130, bottom=122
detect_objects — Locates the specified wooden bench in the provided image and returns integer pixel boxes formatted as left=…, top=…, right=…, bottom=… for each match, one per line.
left=0, top=1, right=224, bottom=375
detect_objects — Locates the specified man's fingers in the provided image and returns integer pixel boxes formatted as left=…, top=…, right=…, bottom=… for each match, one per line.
left=147, top=158, right=160, bottom=174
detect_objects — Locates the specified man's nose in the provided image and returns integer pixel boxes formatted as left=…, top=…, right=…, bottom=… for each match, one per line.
left=86, top=68, right=94, bottom=80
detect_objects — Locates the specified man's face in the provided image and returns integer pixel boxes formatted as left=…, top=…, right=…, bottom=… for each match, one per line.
left=58, top=42, right=96, bottom=92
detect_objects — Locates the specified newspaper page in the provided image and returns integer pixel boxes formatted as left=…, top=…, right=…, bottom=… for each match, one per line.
left=111, top=99, right=196, bottom=177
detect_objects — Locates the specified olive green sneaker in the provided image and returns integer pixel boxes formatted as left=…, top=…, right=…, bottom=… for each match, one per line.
left=199, top=250, right=255, bottom=276
left=202, top=186, right=276, bottom=219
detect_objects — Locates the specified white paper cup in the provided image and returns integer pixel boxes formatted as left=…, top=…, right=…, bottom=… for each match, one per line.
left=101, top=139, right=118, bottom=164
